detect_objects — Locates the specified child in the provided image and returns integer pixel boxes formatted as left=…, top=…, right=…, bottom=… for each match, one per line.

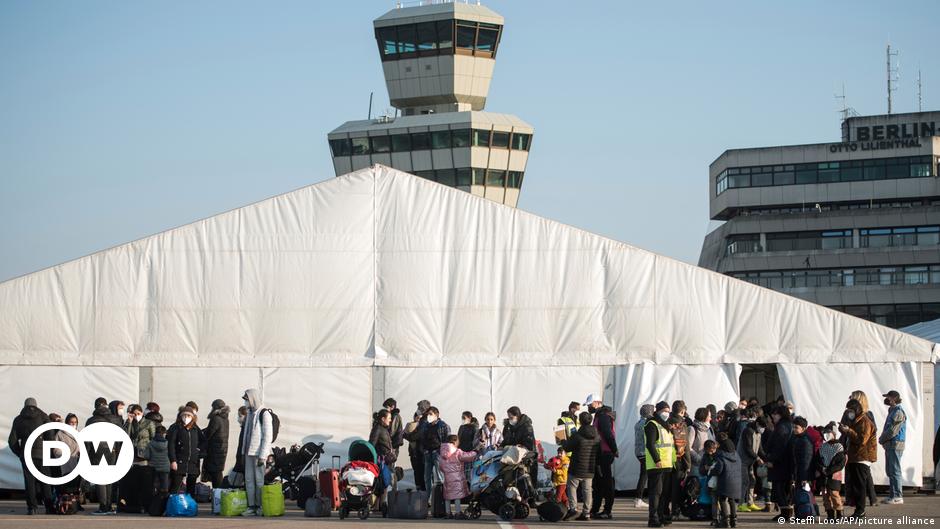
left=708, top=436, right=742, bottom=528
left=145, top=425, right=171, bottom=494
left=439, top=434, right=477, bottom=518
left=818, top=422, right=846, bottom=521
left=699, top=439, right=719, bottom=524
left=544, top=447, right=570, bottom=503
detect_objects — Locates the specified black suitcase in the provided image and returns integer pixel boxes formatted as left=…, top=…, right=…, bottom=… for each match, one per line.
left=537, top=500, right=565, bottom=522
left=387, top=488, right=428, bottom=520
left=148, top=493, right=167, bottom=517
left=431, top=483, right=446, bottom=518
left=296, top=474, right=318, bottom=509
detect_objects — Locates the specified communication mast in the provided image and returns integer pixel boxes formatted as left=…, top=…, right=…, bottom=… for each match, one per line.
left=917, top=69, right=924, bottom=112
left=886, top=44, right=899, bottom=114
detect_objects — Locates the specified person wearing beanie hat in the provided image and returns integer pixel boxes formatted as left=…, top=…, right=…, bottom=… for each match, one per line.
left=10, top=397, right=52, bottom=514
left=644, top=401, right=676, bottom=527
left=633, top=404, right=656, bottom=508
left=167, top=406, right=204, bottom=498
left=202, top=398, right=231, bottom=488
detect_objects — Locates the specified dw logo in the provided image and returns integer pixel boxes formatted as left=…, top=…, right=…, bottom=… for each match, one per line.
left=23, top=422, right=133, bottom=486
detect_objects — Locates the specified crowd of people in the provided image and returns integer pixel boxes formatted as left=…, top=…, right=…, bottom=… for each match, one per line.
left=6, top=386, right=927, bottom=525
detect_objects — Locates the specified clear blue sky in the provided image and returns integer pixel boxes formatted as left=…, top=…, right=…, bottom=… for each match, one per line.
left=2, top=0, right=938, bottom=282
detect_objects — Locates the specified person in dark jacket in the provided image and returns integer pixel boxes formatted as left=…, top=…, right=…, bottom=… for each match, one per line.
left=665, top=406, right=689, bottom=522
left=502, top=405, right=537, bottom=506
left=790, top=417, right=815, bottom=485
left=562, top=412, right=599, bottom=521
left=736, top=410, right=763, bottom=511
left=9, top=398, right=53, bottom=515
left=709, top=436, right=742, bottom=528
left=765, top=406, right=794, bottom=522
left=120, top=404, right=156, bottom=513
left=457, top=411, right=478, bottom=452
left=144, top=402, right=163, bottom=428
left=402, top=400, right=430, bottom=491
left=589, top=397, right=618, bottom=520
left=645, top=401, right=676, bottom=528
left=839, top=399, right=876, bottom=519
left=383, top=398, right=404, bottom=457
left=201, top=399, right=229, bottom=488
left=370, top=409, right=395, bottom=463
left=420, top=406, right=450, bottom=501
left=227, top=405, right=247, bottom=487
left=167, top=406, right=204, bottom=496
left=84, top=399, right=123, bottom=515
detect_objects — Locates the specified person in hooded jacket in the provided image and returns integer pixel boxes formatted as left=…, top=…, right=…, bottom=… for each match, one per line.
left=200, top=399, right=229, bottom=488
left=589, top=397, right=618, bottom=520
left=457, top=411, right=479, bottom=480
left=562, top=411, right=599, bottom=521
left=241, top=388, right=273, bottom=516
left=227, top=405, right=247, bottom=488
left=85, top=398, right=123, bottom=514
left=120, top=404, right=156, bottom=513
left=764, top=405, right=794, bottom=522
left=735, top=409, right=763, bottom=512
left=144, top=402, right=163, bottom=429
left=9, top=398, right=53, bottom=515
left=645, top=401, right=676, bottom=528
left=167, top=406, right=203, bottom=497
left=403, top=400, right=431, bottom=492
left=502, top=405, right=537, bottom=504
left=708, top=436, right=742, bottom=528
left=634, top=404, right=655, bottom=509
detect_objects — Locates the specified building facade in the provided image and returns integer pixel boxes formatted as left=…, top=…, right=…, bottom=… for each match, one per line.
left=699, top=111, right=940, bottom=328
left=327, top=1, right=533, bottom=207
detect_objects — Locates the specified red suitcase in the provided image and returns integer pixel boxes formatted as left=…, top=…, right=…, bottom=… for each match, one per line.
left=318, top=455, right=341, bottom=510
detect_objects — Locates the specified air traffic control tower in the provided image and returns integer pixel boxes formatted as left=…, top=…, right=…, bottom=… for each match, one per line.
left=327, top=1, right=534, bottom=207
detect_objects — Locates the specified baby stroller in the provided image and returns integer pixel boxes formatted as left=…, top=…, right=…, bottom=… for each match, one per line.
left=265, top=442, right=324, bottom=503
left=338, top=440, right=385, bottom=520
left=466, top=447, right=538, bottom=521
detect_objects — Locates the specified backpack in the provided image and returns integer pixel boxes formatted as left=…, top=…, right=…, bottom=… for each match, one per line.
left=54, top=493, right=78, bottom=515
left=262, top=408, right=280, bottom=442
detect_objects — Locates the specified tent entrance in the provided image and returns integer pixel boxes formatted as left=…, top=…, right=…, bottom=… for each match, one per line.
left=739, top=364, right=781, bottom=405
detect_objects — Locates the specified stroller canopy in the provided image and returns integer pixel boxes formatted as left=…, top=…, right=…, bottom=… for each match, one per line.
left=348, top=440, right=377, bottom=464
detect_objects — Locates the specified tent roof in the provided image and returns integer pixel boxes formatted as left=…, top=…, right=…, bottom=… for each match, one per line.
left=901, top=318, right=940, bottom=344
left=0, top=165, right=936, bottom=367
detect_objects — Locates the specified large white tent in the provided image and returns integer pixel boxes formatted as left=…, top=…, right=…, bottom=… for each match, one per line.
left=0, top=165, right=936, bottom=490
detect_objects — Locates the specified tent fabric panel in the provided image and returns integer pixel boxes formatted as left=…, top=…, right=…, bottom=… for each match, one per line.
left=777, top=362, right=923, bottom=487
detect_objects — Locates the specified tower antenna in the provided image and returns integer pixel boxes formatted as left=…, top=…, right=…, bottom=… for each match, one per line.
left=368, top=91, right=374, bottom=120
left=917, top=69, right=924, bottom=112
left=834, top=83, right=858, bottom=122
left=886, top=44, right=899, bottom=114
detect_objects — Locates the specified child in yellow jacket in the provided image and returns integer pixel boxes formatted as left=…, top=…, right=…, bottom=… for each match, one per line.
left=544, top=447, right=570, bottom=503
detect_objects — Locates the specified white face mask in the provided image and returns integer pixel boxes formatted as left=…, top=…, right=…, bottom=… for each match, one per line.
left=238, top=415, right=245, bottom=425
left=134, top=413, right=143, bottom=422
left=824, top=432, right=836, bottom=441
left=757, top=427, right=766, bottom=434
left=658, top=412, right=669, bottom=422
left=427, top=414, right=437, bottom=423
left=117, top=408, right=125, bottom=417
left=846, top=412, right=856, bottom=420
left=182, top=416, right=193, bottom=426
left=509, top=418, right=518, bottom=425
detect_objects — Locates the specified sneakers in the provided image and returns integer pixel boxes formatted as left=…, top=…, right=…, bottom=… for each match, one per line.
left=883, top=497, right=903, bottom=505
left=241, top=508, right=258, bottom=516
left=576, top=512, right=591, bottom=521
left=745, top=503, right=762, bottom=511
left=737, top=504, right=750, bottom=512
left=635, top=498, right=649, bottom=508
left=563, top=509, right=578, bottom=521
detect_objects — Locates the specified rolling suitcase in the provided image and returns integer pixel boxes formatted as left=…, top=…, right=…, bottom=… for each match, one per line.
left=304, top=496, right=332, bottom=518
left=536, top=500, right=565, bottom=522
left=318, top=455, right=341, bottom=510
left=386, top=488, right=428, bottom=520
left=296, top=474, right=318, bottom=509
left=431, top=483, right=447, bottom=519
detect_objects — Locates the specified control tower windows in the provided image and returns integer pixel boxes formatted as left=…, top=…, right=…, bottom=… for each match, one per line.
left=370, top=135, right=391, bottom=153
left=377, top=27, right=397, bottom=56
left=452, top=129, right=470, bottom=148
left=416, top=22, right=438, bottom=51
left=472, top=129, right=490, bottom=147
left=512, top=133, right=531, bottom=151
left=476, top=23, right=499, bottom=52
left=396, top=25, right=417, bottom=54
left=437, top=20, right=453, bottom=49
left=431, top=130, right=452, bottom=149
left=391, top=134, right=411, bottom=152
left=491, top=131, right=510, bottom=149
left=456, top=22, right=476, bottom=49
left=411, top=131, right=431, bottom=150
left=375, top=20, right=502, bottom=61
left=351, top=137, right=370, bottom=155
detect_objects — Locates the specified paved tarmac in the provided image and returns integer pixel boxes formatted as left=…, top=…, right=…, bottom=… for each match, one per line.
left=0, top=496, right=936, bottom=528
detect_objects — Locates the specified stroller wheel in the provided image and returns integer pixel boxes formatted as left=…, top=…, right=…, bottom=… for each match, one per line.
left=467, top=503, right=482, bottom=520
left=499, top=503, right=516, bottom=521
left=358, top=506, right=370, bottom=520
left=515, top=502, right=530, bottom=519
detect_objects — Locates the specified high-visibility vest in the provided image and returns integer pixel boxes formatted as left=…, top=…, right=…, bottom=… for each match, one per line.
left=559, top=416, right=577, bottom=439
left=644, top=420, right=675, bottom=470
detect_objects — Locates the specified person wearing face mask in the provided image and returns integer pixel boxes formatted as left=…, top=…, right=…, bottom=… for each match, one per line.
left=473, top=411, right=503, bottom=453
left=817, top=422, right=846, bottom=521
left=838, top=399, right=876, bottom=519
left=201, top=399, right=230, bottom=489
left=167, top=406, right=203, bottom=498
left=144, top=402, right=163, bottom=429
left=878, top=390, right=906, bottom=505
left=383, top=398, right=404, bottom=459
left=241, top=389, right=273, bottom=516
left=735, top=409, right=763, bottom=512
left=119, top=404, right=155, bottom=513
left=689, top=407, right=715, bottom=478
left=456, top=412, right=478, bottom=480
left=502, top=406, right=537, bottom=505
left=644, top=401, right=675, bottom=527
left=420, top=406, right=450, bottom=502
left=227, top=406, right=248, bottom=488
left=85, top=398, right=122, bottom=514
left=841, top=391, right=877, bottom=507
left=634, top=404, right=655, bottom=508
left=764, top=406, right=794, bottom=523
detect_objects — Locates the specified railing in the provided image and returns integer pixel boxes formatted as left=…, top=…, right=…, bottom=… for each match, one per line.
left=395, top=0, right=480, bottom=8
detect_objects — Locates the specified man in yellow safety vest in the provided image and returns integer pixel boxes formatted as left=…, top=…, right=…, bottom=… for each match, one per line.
left=645, top=401, right=676, bottom=527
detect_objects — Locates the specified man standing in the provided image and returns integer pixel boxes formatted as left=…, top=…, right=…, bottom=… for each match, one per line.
left=634, top=404, right=654, bottom=509
left=9, top=398, right=52, bottom=515
left=383, top=398, right=404, bottom=459
left=85, top=398, right=123, bottom=515
left=878, top=390, right=907, bottom=505
left=241, top=389, right=273, bottom=516
left=202, top=399, right=230, bottom=488
left=559, top=401, right=581, bottom=441
left=645, top=401, right=675, bottom=528
left=587, top=395, right=617, bottom=520
left=421, top=406, right=450, bottom=501
left=403, top=400, right=431, bottom=491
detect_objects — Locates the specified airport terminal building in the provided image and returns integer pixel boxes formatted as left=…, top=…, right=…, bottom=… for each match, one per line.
left=700, top=111, right=940, bottom=329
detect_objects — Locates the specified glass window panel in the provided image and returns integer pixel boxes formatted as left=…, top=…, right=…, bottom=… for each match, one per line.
left=455, top=168, right=471, bottom=187
left=863, top=166, right=885, bottom=180
left=471, top=168, right=486, bottom=185
left=411, top=131, right=430, bottom=150
left=729, top=174, right=750, bottom=188
left=844, top=306, right=870, bottom=320
left=773, top=171, right=795, bottom=185
left=370, top=135, right=390, bottom=153
left=436, top=168, right=456, bottom=186
left=486, top=170, right=506, bottom=187
left=840, top=167, right=863, bottom=181
left=511, top=133, right=531, bottom=151
left=430, top=130, right=451, bottom=149
left=886, top=164, right=908, bottom=178
left=390, top=133, right=411, bottom=152
left=351, top=137, right=370, bottom=155
left=377, top=27, right=398, bottom=56
left=795, top=169, right=817, bottom=184
left=918, top=231, right=940, bottom=246
left=397, top=24, right=417, bottom=53
left=751, top=173, right=773, bottom=186
left=476, top=27, right=499, bottom=52
left=922, top=303, right=940, bottom=322
left=818, top=168, right=839, bottom=183
left=507, top=171, right=523, bottom=188
left=472, top=129, right=490, bottom=147
left=456, top=23, right=476, bottom=48
left=416, top=22, right=437, bottom=51
left=329, top=138, right=351, bottom=156
left=436, top=20, right=453, bottom=49
left=451, top=129, right=470, bottom=148
left=491, top=131, right=509, bottom=149
left=414, top=170, right=435, bottom=181
left=911, top=163, right=930, bottom=177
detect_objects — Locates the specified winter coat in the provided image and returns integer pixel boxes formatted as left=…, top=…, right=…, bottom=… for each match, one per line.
left=242, top=389, right=274, bottom=459
left=634, top=418, right=648, bottom=459
left=52, top=430, right=80, bottom=475
left=879, top=404, right=907, bottom=451
left=127, top=416, right=156, bottom=463
left=592, top=407, right=618, bottom=456
left=545, top=453, right=569, bottom=486
left=9, top=405, right=50, bottom=459
left=818, top=441, right=847, bottom=491
left=790, top=432, right=815, bottom=483
left=167, top=422, right=204, bottom=475
left=144, top=410, right=164, bottom=429
left=233, top=419, right=245, bottom=473
left=766, top=418, right=793, bottom=482
left=439, top=443, right=476, bottom=500
left=85, top=405, right=123, bottom=428
left=388, top=408, right=404, bottom=451
left=403, top=417, right=424, bottom=457
left=709, top=449, right=742, bottom=500
left=563, top=424, right=600, bottom=478
left=737, top=422, right=762, bottom=468
left=688, top=420, right=714, bottom=473
left=145, top=436, right=171, bottom=473
left=202, top=406, right=229, bottom=473
left=370, top=421, right=395, bottom=463
left=474, top=424, right=503, bottom=453
left=502, top=414, right=535, bottom=451
left=844, top=413, right=877, bottom=463
left=457, top=419, right=479, bottom=452
left=670, top=419, right=691, bottom=472
left=421, top=419, right=450, bottom=454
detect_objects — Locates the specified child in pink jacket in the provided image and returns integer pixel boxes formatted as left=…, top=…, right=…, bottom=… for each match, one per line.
left=439, top=434, right=477, bottom=518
